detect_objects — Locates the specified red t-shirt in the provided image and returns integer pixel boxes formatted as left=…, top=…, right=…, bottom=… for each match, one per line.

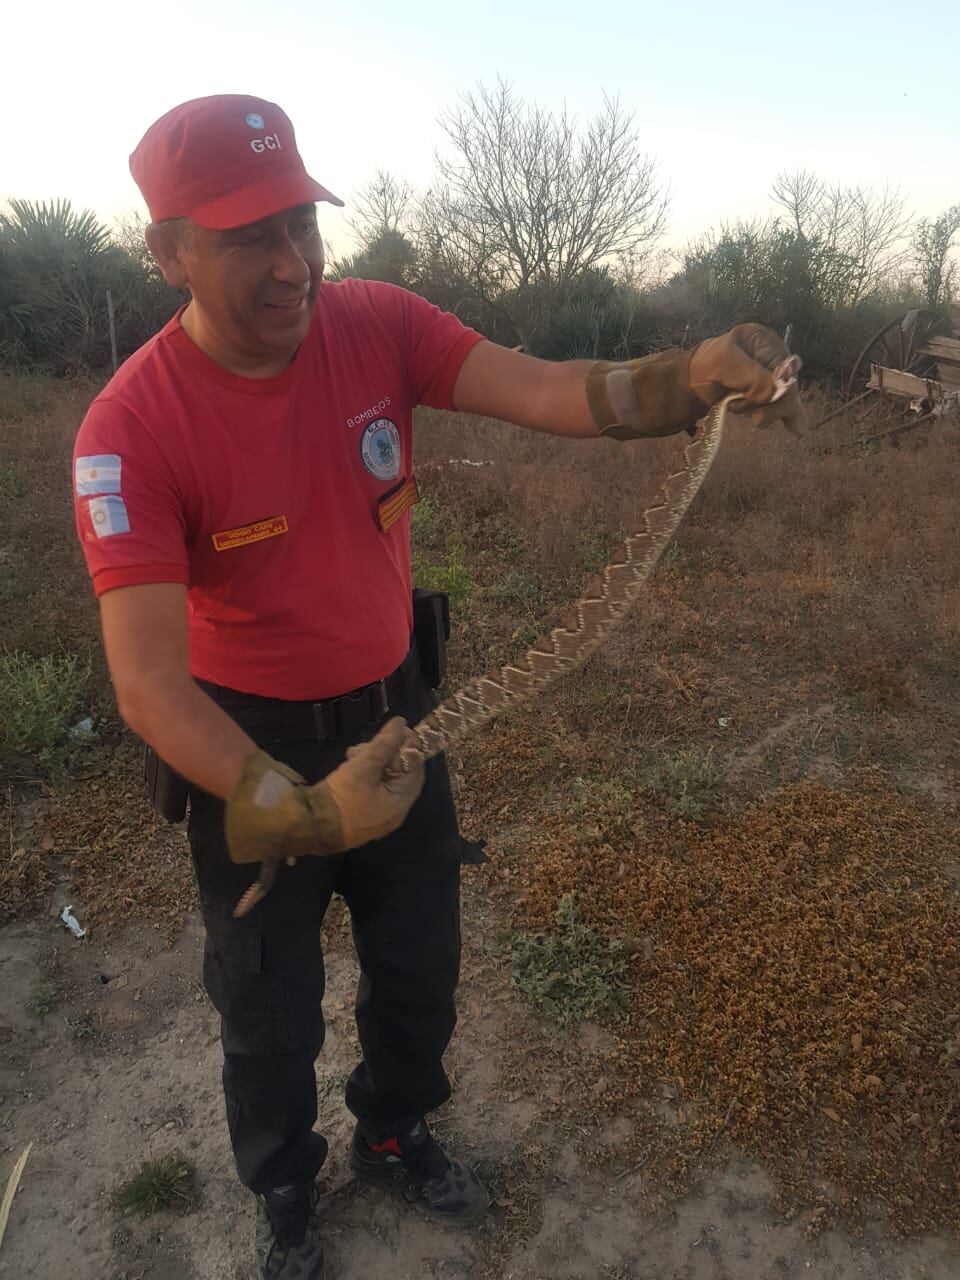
left=73, top=279, right=484, bottom=699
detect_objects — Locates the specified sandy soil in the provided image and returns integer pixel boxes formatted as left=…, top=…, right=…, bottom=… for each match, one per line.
left=2, top=888, right=959, bottom=1280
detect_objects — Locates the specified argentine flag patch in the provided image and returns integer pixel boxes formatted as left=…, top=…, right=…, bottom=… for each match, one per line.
left=75, top=453, right=122, bottom=496
left=87, top=494, right=131, bottom=538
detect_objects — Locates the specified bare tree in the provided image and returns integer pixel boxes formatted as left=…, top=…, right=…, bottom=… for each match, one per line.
left=347, top=170, right=414, bottom=249
left=771, top=170, right=912, bottom=306
left=415, top=80, right=667, bottom=347
left=332, top=171, right=418, bottom=287
left=912, top=205, right=960, bottom=306
left=771, top=169, right=821, bottom=236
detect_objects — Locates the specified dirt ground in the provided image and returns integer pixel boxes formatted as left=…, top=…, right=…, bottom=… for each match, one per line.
left=3, top=878, right=959, bottom=1280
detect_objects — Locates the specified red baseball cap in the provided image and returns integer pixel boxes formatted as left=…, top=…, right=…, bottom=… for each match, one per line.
left=130, top=94, right=344, bottom=230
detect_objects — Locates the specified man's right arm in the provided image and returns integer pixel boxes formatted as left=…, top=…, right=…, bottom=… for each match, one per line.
left=99, top=581, right=256, bottom=799
left=80, top=399, right=424, bottom=860
left=98, top=581, right=427, bottom=862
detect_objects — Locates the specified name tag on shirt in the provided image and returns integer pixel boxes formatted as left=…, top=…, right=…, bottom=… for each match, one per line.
left=377, top=476, right=421, bottom=533
left=212, top=515, right=289, bottom=552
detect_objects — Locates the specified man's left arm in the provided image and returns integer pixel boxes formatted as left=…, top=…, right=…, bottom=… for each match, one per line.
left=451, top=330, right=808, bottom=439
left=452, top=343, right=597, bottom=437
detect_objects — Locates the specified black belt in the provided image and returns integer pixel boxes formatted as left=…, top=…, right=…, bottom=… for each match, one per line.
left=198, top=646, right=420, bottom=744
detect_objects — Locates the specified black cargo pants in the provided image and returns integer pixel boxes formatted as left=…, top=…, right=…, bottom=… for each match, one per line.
left=186, top=666, right=463, bottom=1195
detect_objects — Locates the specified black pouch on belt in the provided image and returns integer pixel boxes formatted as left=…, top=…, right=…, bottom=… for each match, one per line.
left=413, top=588, right=450, bottom=689
left=143, top=745, right=189, bottom=822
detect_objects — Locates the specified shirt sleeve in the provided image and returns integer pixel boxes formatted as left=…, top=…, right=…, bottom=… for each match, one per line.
left=361, top=281, right=485, bottom=410
left=73, top=397, right=189, bottom=597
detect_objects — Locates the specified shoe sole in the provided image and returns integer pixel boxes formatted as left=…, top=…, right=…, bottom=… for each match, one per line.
left=348, top=1150, right=491, bottom=1227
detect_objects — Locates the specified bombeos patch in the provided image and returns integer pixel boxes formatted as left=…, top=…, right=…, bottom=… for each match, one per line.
left=360, top=418, right=402, bottom=481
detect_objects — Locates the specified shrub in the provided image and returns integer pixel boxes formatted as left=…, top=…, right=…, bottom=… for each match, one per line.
left=0, top=650, right=92, bottom=774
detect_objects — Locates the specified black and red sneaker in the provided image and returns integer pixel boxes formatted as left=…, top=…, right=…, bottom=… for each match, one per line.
left=349, top=1119, right=490, bottom=1226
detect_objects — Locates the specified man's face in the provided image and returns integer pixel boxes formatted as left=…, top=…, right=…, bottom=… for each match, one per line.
left=157, top=204, right=325, bottom=357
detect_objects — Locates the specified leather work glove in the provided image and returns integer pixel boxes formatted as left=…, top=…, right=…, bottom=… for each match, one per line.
left=224, top=717, right=425, bottom=865
left=586, top=323, right=808, bottom=440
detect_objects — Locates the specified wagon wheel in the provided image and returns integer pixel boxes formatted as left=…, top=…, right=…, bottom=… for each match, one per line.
left=845, top=308, right=945, bottom=400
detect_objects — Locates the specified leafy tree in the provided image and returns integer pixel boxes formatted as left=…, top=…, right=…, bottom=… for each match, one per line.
left=912, top=205, right=960, bottom=306
left=0, top=201, right=177, bottom=372
left=532, top=267, right=652, bottom=362
left=0, top=199, right=113, bottom=371
left=330, top=227, right=418, bottom=287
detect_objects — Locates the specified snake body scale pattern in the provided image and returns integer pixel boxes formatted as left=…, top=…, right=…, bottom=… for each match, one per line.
left=233, top=396, right=733, bottom=918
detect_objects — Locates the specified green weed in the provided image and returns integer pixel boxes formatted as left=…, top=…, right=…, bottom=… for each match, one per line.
left=499, top=894, right=629, bottom=1028
left=409, top=496, right=445, bottom=550
left=67, top=1008, right=98, bottom=1044
left=639, top=747, right=722, bottom=819
left=569, top=775, right=639, bottom=835
left=111, top=1153, right=196, bottom=1217
left=412, top=544, right=474, bottom=609
left=411, top=499, right=475, bottom=609
left=0, top=649, right=91, bottom=775
left=0, top=466, right=24, bottom=499
left=577, top=524, right=626, bottom=574
left=27, top=978, right=58, bottom=1017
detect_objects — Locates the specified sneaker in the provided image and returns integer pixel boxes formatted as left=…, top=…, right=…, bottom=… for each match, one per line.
left=255, top=1134, right=328, bottom=1280
left=349, top=1119, right=490, bottom=1226
left=255, top=1181, right=324, bottom=1279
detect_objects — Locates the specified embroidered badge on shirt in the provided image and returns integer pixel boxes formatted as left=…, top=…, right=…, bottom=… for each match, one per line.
left=377, top=475, right=421, bottom=533
left=360, top=418, right=401, bottom=481
left=75, top=453, right=122, bottom=496
left=211, top=515, right=289, bottom=552
left=87, top=494, right=131, bottom=538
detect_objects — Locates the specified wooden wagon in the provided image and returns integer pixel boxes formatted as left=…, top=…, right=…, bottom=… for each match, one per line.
left=843, top=304, right=960, bottom=437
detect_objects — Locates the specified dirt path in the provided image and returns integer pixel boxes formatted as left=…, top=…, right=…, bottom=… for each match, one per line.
left=2, top=891, right=959, bottom=1280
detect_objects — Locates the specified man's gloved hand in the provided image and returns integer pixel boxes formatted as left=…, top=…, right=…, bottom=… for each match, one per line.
left=324, top=719, right=426, bottom=848
left=689, top=324, right=808, bottom=434
left=586, top=323, right=808, bottom=440
left=225, top=717, right=425, bottom=865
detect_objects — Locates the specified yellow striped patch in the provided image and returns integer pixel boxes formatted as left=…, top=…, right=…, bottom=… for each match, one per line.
left=377, top=475, right=421, bottom=533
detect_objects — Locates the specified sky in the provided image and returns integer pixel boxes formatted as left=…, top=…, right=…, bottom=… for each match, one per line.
left=5, top=0, right=956, bottom=260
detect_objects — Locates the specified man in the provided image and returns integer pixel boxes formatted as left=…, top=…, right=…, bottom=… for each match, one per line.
left=72, top=94, right=805, bottom=1280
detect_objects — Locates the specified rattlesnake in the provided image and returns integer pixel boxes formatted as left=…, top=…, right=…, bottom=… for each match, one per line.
left=234, top=370, right=795, bottom=919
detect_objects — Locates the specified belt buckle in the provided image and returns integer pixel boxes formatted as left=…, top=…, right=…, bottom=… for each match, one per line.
left=312, top=677, right=390, bottom=743
left=339, top=677, right=388, bottom=740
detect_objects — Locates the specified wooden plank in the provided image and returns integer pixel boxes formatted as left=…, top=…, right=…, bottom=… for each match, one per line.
left=867, top=364, right=943, bottom=400
left=936, top=363, right=960, bottom=389
left=917, top=335, right=960, bottom=363
left=0, top=1144, right=32, bottom=1251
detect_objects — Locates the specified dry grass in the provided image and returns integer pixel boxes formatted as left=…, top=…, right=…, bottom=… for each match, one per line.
left=416, top=405, right=960, bottom=825
left=0, top=372, right=105, bottom=670
left=502, top=773, right=960, bottom=1232
left=414, top=405, right=960, bottom=684
left=414, top=400, right=960, bottom=1231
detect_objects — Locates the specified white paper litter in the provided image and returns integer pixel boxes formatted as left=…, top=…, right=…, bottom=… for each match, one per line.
left=59, top=905, right=86, bottom=939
